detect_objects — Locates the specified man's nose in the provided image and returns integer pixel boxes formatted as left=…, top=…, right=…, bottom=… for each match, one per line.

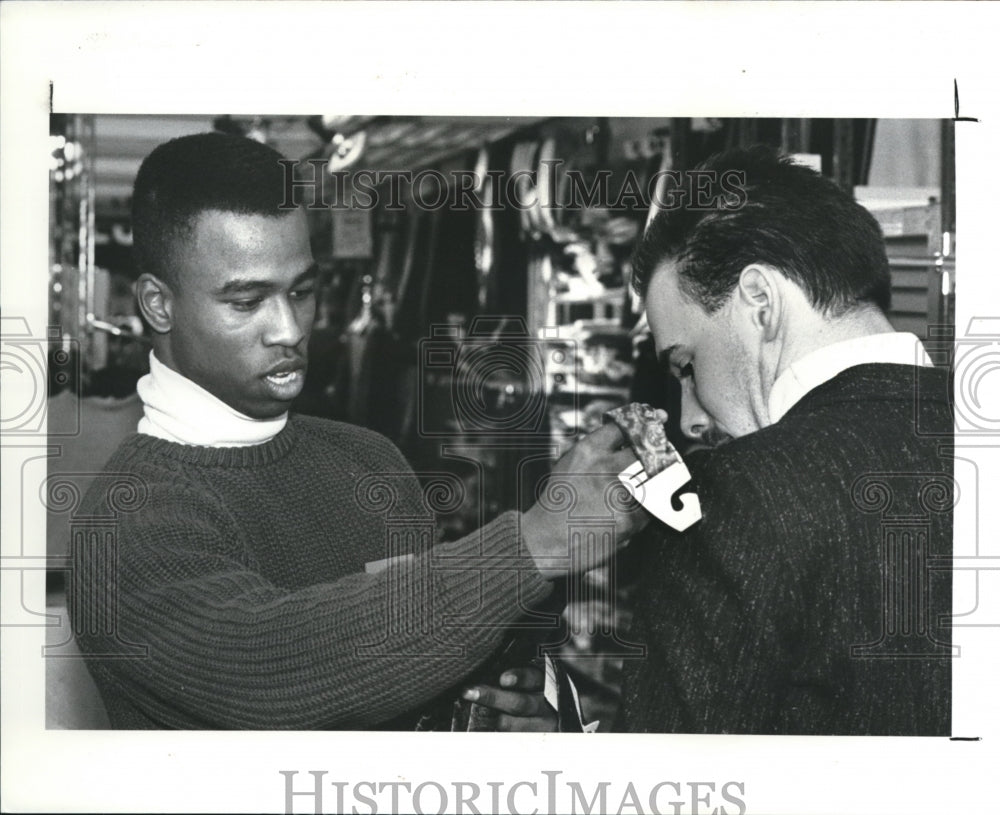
left=263, top=297, right=306, bottom=347
left=679, top=378, right=713, bottom=442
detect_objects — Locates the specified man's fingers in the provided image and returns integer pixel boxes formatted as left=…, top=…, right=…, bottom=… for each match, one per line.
left=552, top=448, right=637, bottom=479
left=463, top=686, right=547, bottom=718
left=498, top=665, right=545, bottom=692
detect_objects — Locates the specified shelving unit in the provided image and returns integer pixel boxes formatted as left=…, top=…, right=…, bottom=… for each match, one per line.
left=859, top=194, right=956, bottom=339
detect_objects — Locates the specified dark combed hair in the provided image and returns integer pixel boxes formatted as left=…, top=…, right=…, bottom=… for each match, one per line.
left=631, top=145, right=891, bottom=315
left=131, top=132, right=293, bottom=285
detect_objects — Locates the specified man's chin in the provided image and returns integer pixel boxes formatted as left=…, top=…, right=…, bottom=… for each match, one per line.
left=231, top=390, right=298, bottom=421
left=243, top=400, right=295, bottom=421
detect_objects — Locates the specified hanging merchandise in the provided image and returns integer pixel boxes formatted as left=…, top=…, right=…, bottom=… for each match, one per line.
left=332, top=208, right=374, bottom=259
left=50, top=115, right=98, bottom=376
left=331, top=207, right=423, bottom=440
left=472, top=145, right=495, bottom=312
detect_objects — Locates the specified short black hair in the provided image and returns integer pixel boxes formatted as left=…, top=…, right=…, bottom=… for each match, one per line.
left=631, top=145, right=891, bottom=315
left=131, top=132, right=293, bottom=286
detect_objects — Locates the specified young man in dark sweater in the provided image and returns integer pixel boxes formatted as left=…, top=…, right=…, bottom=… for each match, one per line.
left=68, top=132, right=645, bottom=729
left=618, top=146, right=953, bottom=735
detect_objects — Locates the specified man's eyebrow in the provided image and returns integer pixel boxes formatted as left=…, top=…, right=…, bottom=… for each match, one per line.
left=293, top=264, right=320, bottom=285
left=214, top=279, right=275, bottom=296
left=213, top=264, right=319, bottom=296
left=657, top=344, right=680, bottom=372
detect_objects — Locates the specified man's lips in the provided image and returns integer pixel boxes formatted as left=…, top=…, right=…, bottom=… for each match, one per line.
left=264, top=360, right=306, bottom=377
left=262, top=362, right=306, bottom=401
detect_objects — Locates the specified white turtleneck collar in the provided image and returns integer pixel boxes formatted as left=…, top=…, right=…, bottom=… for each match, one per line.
left=136, top=351, right=287, bottom=447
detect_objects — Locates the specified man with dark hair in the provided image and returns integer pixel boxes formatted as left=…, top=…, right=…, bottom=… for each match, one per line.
left=69, top=132, right=644, bottom=729
left=619, top=146, right=952, bottom=735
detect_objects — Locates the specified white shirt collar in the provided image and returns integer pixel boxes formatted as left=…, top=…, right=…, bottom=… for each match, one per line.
left=768, top=332, right=934, bottom=424
left=136, top=351, right=287, bottom=447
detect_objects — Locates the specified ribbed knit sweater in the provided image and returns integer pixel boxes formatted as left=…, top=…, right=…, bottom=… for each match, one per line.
left=621, top=364, right=953, bottom=735
left=68, top=415, right=551, bottom=729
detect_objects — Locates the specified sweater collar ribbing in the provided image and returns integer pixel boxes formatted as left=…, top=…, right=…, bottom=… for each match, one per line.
left=125, top=417, right=300, bottom=467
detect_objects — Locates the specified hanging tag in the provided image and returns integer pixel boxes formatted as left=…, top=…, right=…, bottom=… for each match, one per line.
left=543, top=654, right=599, bottom=733
left=618, top=459, right=702, bottom=532
left=604, top=403, right=703, bottom=532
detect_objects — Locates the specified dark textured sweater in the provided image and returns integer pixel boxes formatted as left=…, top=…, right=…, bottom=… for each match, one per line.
left=621, top=364, right=953, bottom=735
left=68, top=415, right=551, bottom=729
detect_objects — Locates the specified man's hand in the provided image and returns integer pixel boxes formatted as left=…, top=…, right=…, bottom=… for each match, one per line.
left=522, top=423, right=649, bottom=579
left=462, top=666, right=557, bottom=732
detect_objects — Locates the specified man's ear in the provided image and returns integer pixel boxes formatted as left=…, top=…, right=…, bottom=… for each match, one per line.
left=736, top=264, right=782, bottom=342
left=136, top=273, right=174, bottom=334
